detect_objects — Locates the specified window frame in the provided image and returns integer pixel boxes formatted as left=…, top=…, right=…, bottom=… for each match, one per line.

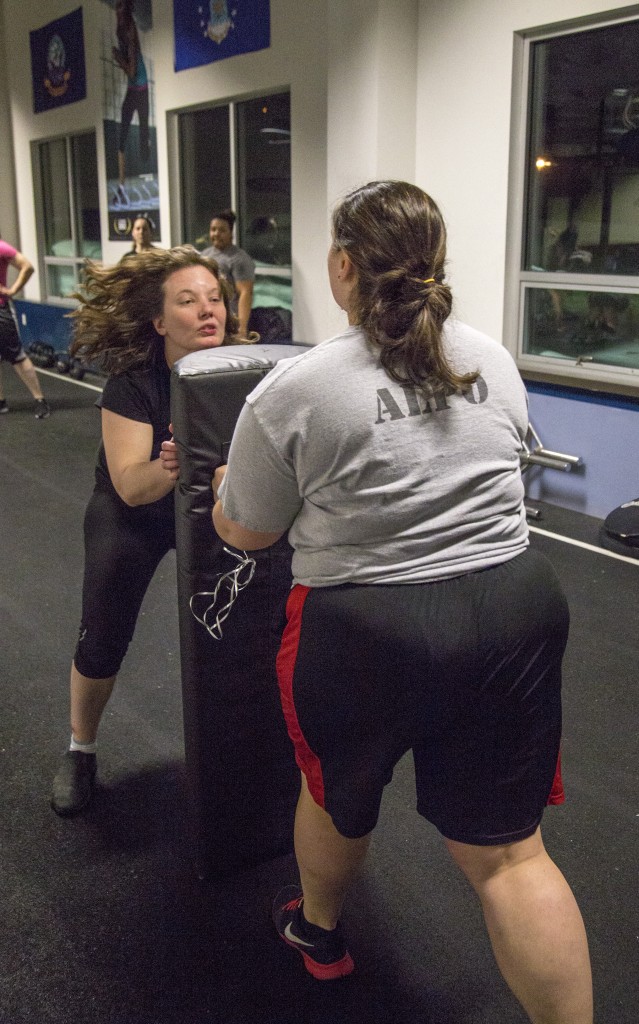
left=504, top=9, right=639, bottom=395
left=30, top=130, right=100, bottom=307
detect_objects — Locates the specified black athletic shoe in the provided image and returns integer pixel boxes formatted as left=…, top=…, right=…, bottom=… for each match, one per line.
left=0, top=400, right=8, bottom=414
left=34, top=399, right=50, bottom=419
left=51, top=751, right=97, bottom=816
left=272, top=885, right=354, bottom=980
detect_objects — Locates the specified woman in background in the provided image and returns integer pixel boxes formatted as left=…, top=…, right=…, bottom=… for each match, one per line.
left=122, top=215, right=158, bottom=258
left=0, top=233, right=49, bottom=417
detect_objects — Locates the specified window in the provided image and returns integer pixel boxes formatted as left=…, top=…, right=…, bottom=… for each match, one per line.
left=178, top=105, right=231, bottom=249
left=170, top=91, right=291, bottom=320
left=31, top=132, right=101, bottom=303
left=507, top=15, right=639, bottom=391
left=234, top=93, right=292, bottom=272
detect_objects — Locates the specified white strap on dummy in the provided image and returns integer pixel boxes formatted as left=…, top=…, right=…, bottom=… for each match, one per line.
left=190, top=547, right=256, bottom=640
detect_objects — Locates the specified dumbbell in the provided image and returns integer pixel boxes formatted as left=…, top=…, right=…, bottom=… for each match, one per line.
left=39, top=343, right=56, bottom=368
left=69, top=358, right=86, bottom=381
left=28, top=342, right=56, bottom=368
left=27, top=342, right=44, bottom=366
left=55, top=351, right=71, bottom=374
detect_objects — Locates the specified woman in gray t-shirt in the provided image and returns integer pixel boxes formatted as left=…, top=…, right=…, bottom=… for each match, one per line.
left=211, top=181, right=593, bottom=1022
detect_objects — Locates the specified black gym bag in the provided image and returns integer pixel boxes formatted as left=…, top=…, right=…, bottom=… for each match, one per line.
left=600, top=498, right=639, bottom=556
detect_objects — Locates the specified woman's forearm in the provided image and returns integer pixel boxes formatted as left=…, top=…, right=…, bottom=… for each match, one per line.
left=212, top=500, right=283, bottom=550
left=236, top=282, right=254, bottom=337
left=117, top=457, right=176, bottom=507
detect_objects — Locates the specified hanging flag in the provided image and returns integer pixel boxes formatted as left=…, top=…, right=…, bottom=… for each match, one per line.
left=30, top=7, right=86, bottom=113
left=173, top=0, right=270, bottom=72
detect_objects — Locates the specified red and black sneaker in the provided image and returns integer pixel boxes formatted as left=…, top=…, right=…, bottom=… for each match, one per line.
left=272, top=885, right=354, bottom=980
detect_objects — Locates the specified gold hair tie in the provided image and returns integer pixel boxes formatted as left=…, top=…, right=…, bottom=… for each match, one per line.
left=423, top=278, right=436, bottom=284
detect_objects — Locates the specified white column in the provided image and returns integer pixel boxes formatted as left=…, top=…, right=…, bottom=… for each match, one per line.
left=0, top=3, right=19, bottom=246
left=326, top=0, right=418, bottom=200
left=324, top=0, right=419, bottom=335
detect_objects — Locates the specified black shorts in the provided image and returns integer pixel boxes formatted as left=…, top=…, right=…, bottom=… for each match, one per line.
left=276, top=547, right=568, bottom=845
left=0, top=304, right=26, bottom=364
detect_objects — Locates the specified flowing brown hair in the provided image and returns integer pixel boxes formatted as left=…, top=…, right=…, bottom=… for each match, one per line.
left=68, top=245, right=254, bottom=375
left=332, top=181, right=478, bottom=393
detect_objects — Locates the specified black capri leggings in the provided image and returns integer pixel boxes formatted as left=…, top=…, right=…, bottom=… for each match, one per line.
left=119, top=86, right=150, bottom=157
left=74, top=488, right=175, bottom=679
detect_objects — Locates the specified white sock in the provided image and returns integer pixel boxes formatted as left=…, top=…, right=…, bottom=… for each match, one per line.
left=69, top=733, right=97, bottom=755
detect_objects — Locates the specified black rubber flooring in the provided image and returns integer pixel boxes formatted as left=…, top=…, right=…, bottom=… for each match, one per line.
left=0, top=367, right=637, bottom=1024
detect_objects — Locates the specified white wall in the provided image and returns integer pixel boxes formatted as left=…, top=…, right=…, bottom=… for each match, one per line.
left=0, top=3, right=19, bottom=249
left=325, top=0, right=418, bottom=337
left=415, top=0, right=637, bottom=341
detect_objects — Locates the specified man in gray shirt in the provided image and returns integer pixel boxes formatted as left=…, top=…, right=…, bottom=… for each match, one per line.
left=201, top=210, right=255, bottom=337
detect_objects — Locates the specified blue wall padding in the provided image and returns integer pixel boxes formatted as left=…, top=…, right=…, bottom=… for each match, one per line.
left=13, top=299, right=74, bottom=353
left=525, top=381, right=639, bottom=519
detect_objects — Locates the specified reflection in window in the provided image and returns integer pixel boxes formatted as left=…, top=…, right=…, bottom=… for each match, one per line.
left=33, top=132, right=101, bottom=302
left=526, top=21, right=639, bottom=277
left=72, top=134, right=103, bottom=261
left=178, top=105, right=231, bottom=249
left=40, top=139, right=71, bottom=258
left=524, top=287, right=639, bottom=369
left=176, top=91, right=291, bottom=328
left=176, top=92, right=291, bottom=337
left=235, top=93, right=291, bottom=269
left=516, top=17, right=639, bottom=382
left=177, top=92, right=291, bottom=273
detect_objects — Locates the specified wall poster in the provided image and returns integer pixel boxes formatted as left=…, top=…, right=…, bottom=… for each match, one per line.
left=30, top=7, right=87, bottom=114
left=173, top=0, right=270, bottom=72
left=98, top=0, right=161, bottom=242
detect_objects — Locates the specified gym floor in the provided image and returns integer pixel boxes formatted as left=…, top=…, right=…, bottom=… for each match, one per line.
left=1, top=368, right=637, bottom=1024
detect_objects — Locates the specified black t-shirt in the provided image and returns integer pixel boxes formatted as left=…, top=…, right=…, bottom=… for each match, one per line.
left=94, top=347, right=174, bottom=521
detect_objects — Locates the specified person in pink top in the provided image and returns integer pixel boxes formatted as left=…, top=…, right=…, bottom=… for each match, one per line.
left=0, top=234, right=50, bottom=418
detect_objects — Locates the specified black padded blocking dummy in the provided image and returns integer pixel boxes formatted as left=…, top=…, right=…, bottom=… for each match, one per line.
left=171, top=345, right=308, bottom=878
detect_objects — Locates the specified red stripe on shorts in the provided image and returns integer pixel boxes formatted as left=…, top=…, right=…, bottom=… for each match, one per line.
left=547, top=749, right=565, bottom=805
left=275, top=584, right=326, bottom=808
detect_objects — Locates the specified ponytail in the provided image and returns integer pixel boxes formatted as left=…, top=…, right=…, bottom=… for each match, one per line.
left=332, top=181, right=478, bottom=393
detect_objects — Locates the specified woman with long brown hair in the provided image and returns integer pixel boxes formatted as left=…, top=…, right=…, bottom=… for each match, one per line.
left=51, top=246, right=252, bottom=816
left=122, top=215, right=157, bottom=257
left=211, top=182, right=592, bottom=1022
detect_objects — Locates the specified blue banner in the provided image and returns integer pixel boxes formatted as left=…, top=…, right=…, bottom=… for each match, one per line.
left=173, top=0, right=270, bottom=72
left=30, top=7, right=86, bottom=114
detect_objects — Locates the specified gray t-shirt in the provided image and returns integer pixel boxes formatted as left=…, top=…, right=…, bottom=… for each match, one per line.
left=200, top=244, right=255, bottom=299
left=219, top=322, right=529, bottom=586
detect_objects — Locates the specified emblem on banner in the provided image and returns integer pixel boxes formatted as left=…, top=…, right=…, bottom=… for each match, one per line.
left=44, top=33, right=71, bottom=98
left=204, top=1, right=236, bottom=44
